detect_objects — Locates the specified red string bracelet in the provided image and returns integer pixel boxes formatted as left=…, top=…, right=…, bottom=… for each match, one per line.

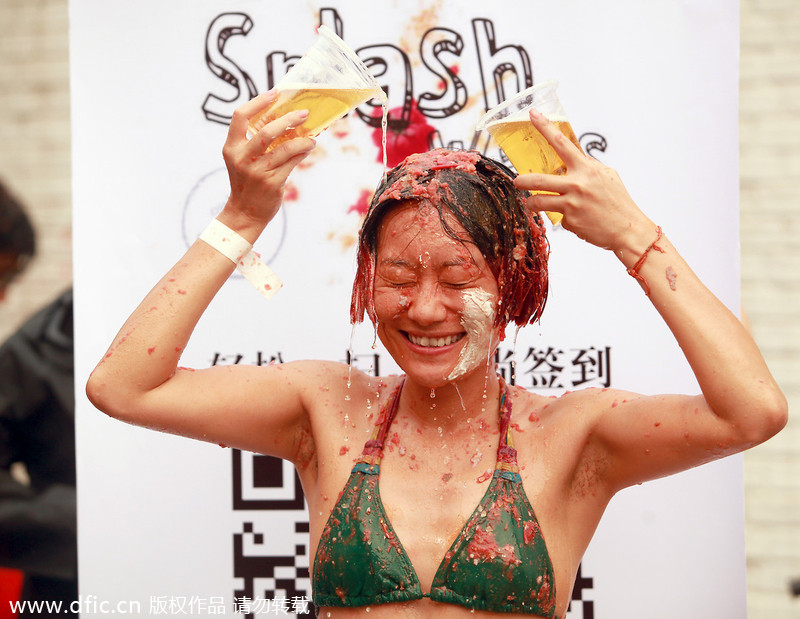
left=627, top=226, right=664, bottom=296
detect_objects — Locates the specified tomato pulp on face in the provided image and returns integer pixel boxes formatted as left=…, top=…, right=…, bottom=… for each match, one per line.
left=373, top=203, right=500, bottom=389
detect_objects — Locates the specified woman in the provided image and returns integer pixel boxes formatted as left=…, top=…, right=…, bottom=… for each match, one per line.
left=87, top=91, right=787, bottom=618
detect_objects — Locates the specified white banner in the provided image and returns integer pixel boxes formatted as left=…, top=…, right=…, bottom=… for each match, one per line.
left=72, top=1, right=741, bottom=617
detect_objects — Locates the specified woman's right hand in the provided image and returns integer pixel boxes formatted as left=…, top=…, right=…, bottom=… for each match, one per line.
left=86, top=91, right=328, bottom=462
left=219, top=91, right=316, bottom=241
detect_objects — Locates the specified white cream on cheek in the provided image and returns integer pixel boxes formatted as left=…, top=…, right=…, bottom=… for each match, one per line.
left=447, top=288, right=497, bottom=381
left=393, top=293, right=410, bottom=319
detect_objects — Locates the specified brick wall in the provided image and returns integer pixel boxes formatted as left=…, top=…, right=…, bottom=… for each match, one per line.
left=0, top=0, right=797, bottom=616
left=0, top=0, right=72, bottom=341
left=740, top=0, right=800, bottom=617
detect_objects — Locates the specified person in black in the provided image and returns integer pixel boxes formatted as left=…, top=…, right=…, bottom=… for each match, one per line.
left=0, top=179, right=76, bottom=615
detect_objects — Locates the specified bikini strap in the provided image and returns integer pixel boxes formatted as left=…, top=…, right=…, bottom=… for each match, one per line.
left=354, top=378, right=404, bottom=467
left=495, top=378, right=520, bottom=478
left=497, top=378, right=514, bottom=448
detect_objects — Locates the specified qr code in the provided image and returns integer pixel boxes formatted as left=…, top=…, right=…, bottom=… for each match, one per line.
left=231, top=450, right=315, bottom=617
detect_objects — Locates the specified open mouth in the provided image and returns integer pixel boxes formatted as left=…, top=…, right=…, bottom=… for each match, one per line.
left=404, top=332, right=465, bottom=348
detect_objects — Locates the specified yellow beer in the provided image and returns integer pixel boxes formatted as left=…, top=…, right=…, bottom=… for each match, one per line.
left=248, top=86, right=378, bottom=150
left=487, top=118, right=582, bottom=225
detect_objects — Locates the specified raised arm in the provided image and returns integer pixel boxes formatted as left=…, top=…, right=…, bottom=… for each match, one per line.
left=514, top=108, right=787, bottom=490
left=86, top=92, right=319, bottom=461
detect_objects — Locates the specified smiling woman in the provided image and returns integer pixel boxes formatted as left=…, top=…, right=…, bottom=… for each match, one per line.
left=370, top=201, right=502, bottom=389
left=348, top=147, right=551, bottom=393
left=351, top=149, right=549, bottom=332
left=86, top=95, right=786, bottom=618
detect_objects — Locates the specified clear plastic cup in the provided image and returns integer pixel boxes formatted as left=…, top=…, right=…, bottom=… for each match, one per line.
left=247, top=25, right=386, bottom=148
left=477, top=80, right=582, bottom=225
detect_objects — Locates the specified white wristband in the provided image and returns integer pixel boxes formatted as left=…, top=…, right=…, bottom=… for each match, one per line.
left=237, top=248, right=283, bottom=300
left=199, top=218, right=252, bottom=263
left=199, top=219, right=283, bottom=301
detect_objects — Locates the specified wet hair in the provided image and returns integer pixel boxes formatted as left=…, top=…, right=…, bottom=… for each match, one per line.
left=0, top=180, right=36, bottom=277
left=350, top=148, right=549, bottom=329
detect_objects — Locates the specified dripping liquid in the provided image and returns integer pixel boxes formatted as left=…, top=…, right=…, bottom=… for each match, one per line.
left=453, top=383, right=467, bottom=412
left=345, top=323, right=357, bottom=401
left=345, top=96, right=386, bottom=405
left=379, top=98, right=388, bottom=179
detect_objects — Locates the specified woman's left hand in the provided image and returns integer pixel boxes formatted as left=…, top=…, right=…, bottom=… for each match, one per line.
left=514, top=111, right=787, bottom=494
left=513, top=109, right=653, bottom=254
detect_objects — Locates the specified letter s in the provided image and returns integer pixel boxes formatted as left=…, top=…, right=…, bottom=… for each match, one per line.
left=418, top=28, right=467, bottom=119
left=202, top=13, right=258, bottom=125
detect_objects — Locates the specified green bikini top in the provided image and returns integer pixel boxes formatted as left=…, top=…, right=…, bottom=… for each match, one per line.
left=312, top=379, right=557, bottom=616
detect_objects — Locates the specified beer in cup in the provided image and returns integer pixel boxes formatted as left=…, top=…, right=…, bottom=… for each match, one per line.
left=477, top=80, right=581, bottom=225
left=248, top=25, right=387, bottom=150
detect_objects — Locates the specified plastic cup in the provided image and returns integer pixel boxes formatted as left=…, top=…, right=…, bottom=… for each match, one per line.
left=247, top=25, right=386, bottom=148
left=476, top=80, right=581, bottom=225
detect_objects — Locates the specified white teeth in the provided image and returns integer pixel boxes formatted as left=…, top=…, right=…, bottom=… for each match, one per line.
left=409, top=333, right=462, bottom=347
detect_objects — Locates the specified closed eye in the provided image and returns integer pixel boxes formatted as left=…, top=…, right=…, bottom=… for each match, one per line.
left=375, top=273, right=416, bottom=288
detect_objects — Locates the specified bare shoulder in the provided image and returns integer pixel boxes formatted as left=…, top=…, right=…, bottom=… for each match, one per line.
left=292, top=361, right=401, bottom=406
left=511, top=384, right=739, bottom=492
left=297, top=363, right=404, bottom=437
left=508, top=385, right=635, bottom=432
left=292, top=366, right=404, bottom=490
left=509, top=385, right=643, bottom=493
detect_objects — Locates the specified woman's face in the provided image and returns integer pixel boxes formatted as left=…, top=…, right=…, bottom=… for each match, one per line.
left=373, top=202, right=501, bottom=388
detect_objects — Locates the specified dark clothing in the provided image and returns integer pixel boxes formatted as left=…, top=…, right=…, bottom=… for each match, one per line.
left=0, top=289, right=77, bottom=609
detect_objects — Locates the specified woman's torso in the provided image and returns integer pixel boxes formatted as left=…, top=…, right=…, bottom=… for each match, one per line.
left=290, top=367, right=613, bottom=618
